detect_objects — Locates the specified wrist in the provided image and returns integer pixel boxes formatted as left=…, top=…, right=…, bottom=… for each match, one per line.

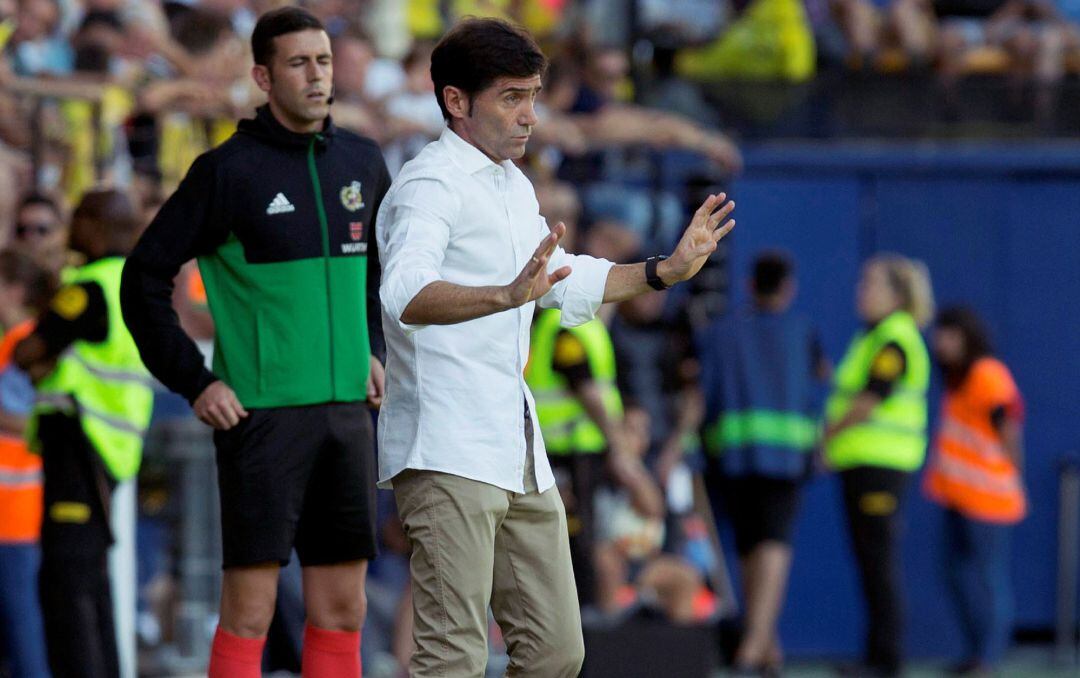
left=656, top=258, right=678, bottom=286
left=493, top=285, right=514, bottom=311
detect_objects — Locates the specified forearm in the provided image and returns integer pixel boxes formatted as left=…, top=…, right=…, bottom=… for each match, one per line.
left=602, top=261, right=678, bottom=304
left=1000, top=419, right=1024, bottom=468
left=121, top=260, right=217, bottom=402
left=0, top=411, right=25, bottom=435
left=826, top=392, right=880, bottom=438
left=400, top=280, right=512, bottom=326
left=573, top=381, right=622, bottom=444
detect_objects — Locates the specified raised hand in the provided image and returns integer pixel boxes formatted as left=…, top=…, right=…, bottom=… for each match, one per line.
left=661, top=193, right=735, bottom=285
left=504, top=222, right=573, bottom=309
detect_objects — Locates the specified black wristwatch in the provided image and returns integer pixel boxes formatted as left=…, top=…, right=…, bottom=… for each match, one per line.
left=645, top=255, right=671, bottom=291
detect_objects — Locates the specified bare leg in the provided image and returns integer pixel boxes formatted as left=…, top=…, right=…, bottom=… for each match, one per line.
left=219, top=564, right=281, bottom=637
left=302, top=560, right=368, bottom=631
left=734, top=542, right=793, bottom=668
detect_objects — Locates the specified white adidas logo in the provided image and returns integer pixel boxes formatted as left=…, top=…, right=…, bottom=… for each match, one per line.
left=266, top=193, right=295, bottom=215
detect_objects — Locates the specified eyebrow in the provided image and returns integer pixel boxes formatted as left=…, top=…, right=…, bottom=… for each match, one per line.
left=287, top=53, right=333, bottom=61
left=499, top=85, right=542, bottom=95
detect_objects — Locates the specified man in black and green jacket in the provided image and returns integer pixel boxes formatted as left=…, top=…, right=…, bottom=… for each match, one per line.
left=120, top=8, right=387, bottom=677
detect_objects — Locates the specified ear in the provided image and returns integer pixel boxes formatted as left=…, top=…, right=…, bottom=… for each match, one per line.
left=252, top=64, right=272, bottom=94
left=442, top=85, right=469, bottom=121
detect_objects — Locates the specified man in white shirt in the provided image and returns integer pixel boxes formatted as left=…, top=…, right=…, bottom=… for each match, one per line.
left=376, top=17, right=735, bottom=678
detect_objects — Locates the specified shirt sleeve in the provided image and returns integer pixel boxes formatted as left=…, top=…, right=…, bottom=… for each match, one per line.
left=121, top=152, right=229, bottom=402
left=536, top=217, right=614, bottom=327
left=864, top=342, right=907, bottom=399
left=376, top=174, right=458, bottom=335
left=34, top=281, right=109, bottom=357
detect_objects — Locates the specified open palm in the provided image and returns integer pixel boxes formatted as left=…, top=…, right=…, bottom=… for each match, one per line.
left=665, top=193, right=736, bottom=283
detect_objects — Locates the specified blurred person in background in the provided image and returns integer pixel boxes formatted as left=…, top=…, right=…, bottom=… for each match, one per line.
left=0, top=249, right=55, bottom=678
left=8, top=0, right=71, bottom=76
left=12, top=192, right=69, bottom=276
left=923, top=306, right=1025, bottom=678
left=14, top=188, right=151, bottom=678
left=695, top=251, right=829, bottom=677
left=824, top=254, right=934, bottom=678
left=525, top=216, right=664, bottom=608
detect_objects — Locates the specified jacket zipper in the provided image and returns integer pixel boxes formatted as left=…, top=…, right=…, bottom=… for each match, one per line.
left=307, top=135, right=336, bottom=399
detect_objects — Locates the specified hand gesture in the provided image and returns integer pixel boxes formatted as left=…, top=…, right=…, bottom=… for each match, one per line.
left=504, top=222, right=573, bottom=309
left=193, top=380, right=248, bottom=430
left=663, top=193, right=735, bottom=285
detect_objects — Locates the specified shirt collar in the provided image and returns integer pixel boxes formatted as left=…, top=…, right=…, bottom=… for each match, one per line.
left=440, top=126, right=513, bottom=175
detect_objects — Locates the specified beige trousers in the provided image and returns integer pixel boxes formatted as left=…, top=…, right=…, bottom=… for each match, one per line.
left=393, top=412, right=584, bottom=677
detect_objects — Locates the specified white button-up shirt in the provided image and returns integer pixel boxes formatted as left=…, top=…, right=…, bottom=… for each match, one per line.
left=376, top=128, right=614, bottom=493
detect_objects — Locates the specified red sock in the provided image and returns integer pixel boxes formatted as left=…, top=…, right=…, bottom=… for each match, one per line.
left=302, top=624, right=361, bottom=678
left=208, top=626, right=264, bottom=678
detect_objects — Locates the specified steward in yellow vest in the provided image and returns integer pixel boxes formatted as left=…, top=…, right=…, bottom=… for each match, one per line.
left=15, top=189, right=152, bottom=678
left=526, top=308, right=632, bottom=606
left=822, top=255, right=933, bottom=677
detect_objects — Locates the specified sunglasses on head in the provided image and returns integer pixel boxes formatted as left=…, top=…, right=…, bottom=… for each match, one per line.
left=15, top=222, right=56, bottom=238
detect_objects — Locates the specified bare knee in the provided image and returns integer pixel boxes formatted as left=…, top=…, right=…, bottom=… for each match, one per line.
left=220, top=565, right=280, bottom=637
left=304, top=561, right=368, bottom=631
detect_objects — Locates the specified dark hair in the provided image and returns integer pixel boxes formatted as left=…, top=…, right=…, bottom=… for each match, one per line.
left=173, top=9, right=234, bottom=56
left=430, top=17, right=547, bottom=122
left=0, top=249, right=57, bottom=315
left=251, top=6, right=324, bottom=67
left=17, top=192, right=62, bottom=221
left=73, top=188, right=140, bottom=254
left=935, top=305, right=993, bottom=386
left=752, top=251, right=793, bottom=297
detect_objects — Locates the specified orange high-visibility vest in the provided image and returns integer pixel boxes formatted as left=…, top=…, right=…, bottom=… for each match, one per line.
left=0, top=320, right=42, bottom=542
left=924, top=357, right=1026, bottom=524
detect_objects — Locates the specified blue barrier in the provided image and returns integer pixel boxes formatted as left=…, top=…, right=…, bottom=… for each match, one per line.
left=717, top=141, right=1080, bottom=659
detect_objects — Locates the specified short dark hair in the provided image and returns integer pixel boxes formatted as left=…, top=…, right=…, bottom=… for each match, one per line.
left=17, top=192, right=62, bottom=221
left=752, top=251, right=794, bottom=297
left=73, top=188, right=140, bottom=254
left=935, top=305, right=993, bottom=383
left=251, top=6, right=324, bottom=67
left=0, top=249, right=57, bottom=315
left=173, top=9, right=234, bottom=56
left=430, top=18, right=547, bottom=122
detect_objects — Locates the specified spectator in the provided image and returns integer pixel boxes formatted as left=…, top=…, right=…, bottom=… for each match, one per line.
left=824, top=254, right=935, bottom=678
left=0, top=248, right=54, bottom=678
left=15, top=188, right=152, bottom=678
left=12, top=191, right=68, bottom=276
left=695, top=251, right=829, bottom=676
left=9, top=0, right=71, bottom=76
left=923, top=306, right=1026, bottom=678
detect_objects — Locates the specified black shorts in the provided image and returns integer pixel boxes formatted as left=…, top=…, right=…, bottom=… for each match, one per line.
left=706, top=472, right=802, bottom=556
left=214, top=402, right=378, bottom=569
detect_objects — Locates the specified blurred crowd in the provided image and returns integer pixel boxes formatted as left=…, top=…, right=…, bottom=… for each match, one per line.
left=0, top=2, right=1037, bottom=678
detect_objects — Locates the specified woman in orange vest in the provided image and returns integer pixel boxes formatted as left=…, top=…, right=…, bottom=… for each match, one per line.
left=0, top=249, right=55, bottom=678
left=924, top=306, right=1025, bottom=677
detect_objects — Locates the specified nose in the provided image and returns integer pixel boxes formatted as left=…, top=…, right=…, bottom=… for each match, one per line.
left=520, top=99, right=539, bottom=128
left=307, top=61, right=327, bottom=83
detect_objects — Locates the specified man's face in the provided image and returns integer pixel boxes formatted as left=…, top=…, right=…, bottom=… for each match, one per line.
left=14, top=0, right=58, bottom=42
left=453, top=74, right=541, bottom=163
left=13, top=203, right=66, bottom=273
left=254, top=28, right=332, bottom=132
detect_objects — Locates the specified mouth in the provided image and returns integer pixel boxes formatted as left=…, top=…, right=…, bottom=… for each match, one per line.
left=306, top=91, right=327, bottom=102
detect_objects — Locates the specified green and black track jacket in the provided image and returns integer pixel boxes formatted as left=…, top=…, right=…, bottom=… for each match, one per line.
left=121, top=105, right=390, bottom=408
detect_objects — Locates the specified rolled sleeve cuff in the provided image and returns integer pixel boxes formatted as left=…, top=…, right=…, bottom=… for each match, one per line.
left=383, top=268, right=442, bottom=335
left=552, top=256, right=614, bottom=327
